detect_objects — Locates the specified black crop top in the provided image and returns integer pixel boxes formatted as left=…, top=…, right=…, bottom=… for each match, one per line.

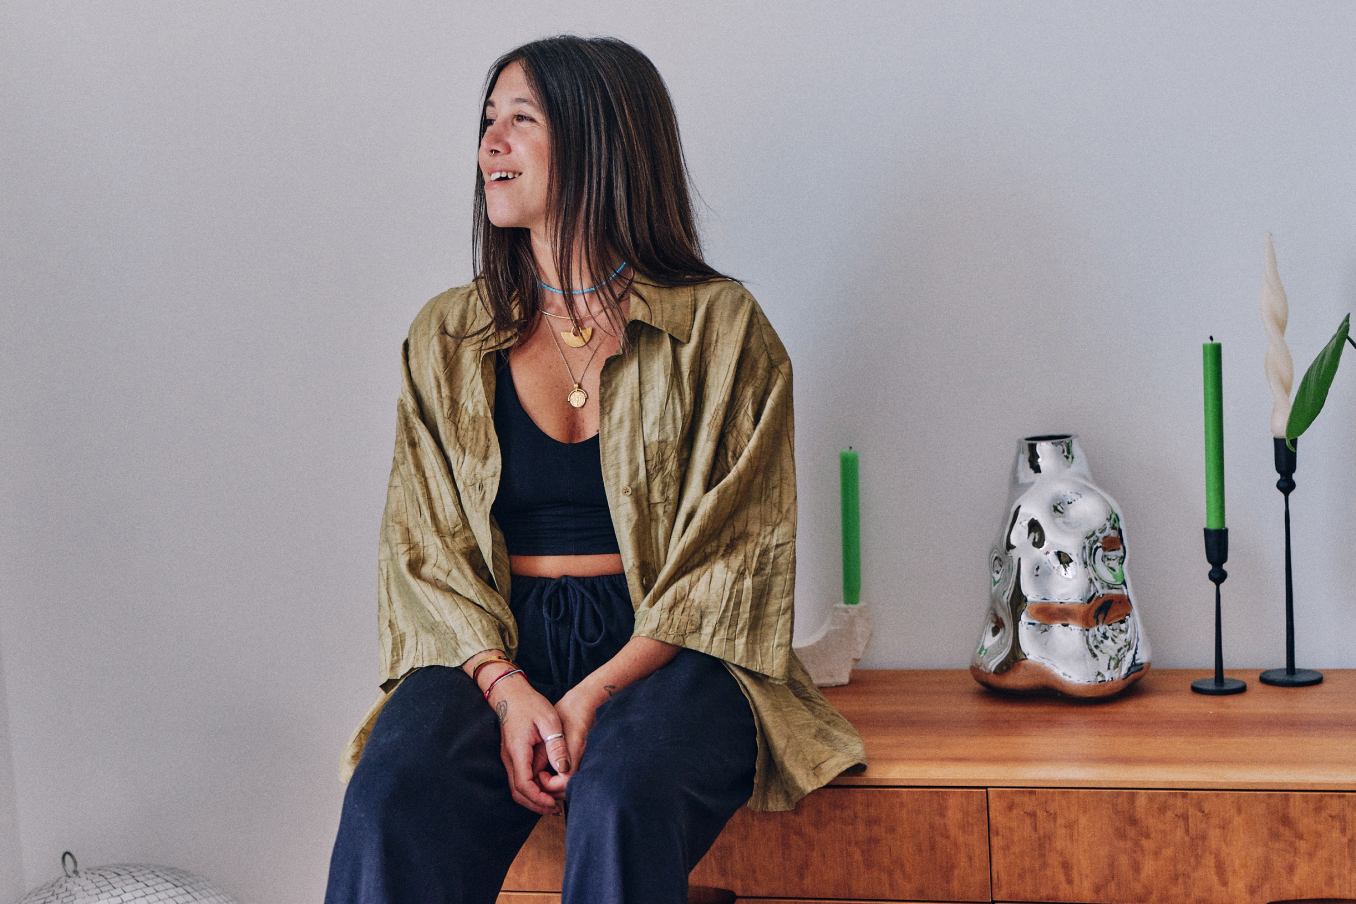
left=489, top=350, right=622, bottom=556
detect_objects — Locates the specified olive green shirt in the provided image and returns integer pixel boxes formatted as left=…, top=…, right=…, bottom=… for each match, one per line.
left=338, top=272, right=867, bottom=812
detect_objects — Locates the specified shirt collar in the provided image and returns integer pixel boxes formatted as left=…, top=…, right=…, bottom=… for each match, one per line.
left=468, top=270, right=696, bottom=346
left=622, top=273, right=696, bottom=343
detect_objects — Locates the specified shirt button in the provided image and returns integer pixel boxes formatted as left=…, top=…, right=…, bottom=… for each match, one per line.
left=621, top=484, right=633, bottom=496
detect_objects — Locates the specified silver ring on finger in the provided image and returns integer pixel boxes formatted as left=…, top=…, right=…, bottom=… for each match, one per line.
left=543, top=732, right=565, bottom=742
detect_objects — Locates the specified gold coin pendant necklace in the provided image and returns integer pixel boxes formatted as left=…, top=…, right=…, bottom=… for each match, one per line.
left=547, top=321, right=602, bottom=408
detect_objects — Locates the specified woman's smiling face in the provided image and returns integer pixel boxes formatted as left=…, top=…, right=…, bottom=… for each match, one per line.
left=480, top=60, right=550, bottom=236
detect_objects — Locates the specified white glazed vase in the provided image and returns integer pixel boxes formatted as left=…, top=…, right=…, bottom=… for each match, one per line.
left=971, top=434, right=1151, bottom=697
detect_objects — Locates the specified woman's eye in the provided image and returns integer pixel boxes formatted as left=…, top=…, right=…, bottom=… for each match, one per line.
left=482, top=114, right=534, bottom=129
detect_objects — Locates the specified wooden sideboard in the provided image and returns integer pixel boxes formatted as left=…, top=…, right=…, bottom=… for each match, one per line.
left=498, top=668, right=1356, bottom=903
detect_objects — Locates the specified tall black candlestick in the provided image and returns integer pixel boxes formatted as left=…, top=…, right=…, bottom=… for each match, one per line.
left=1260, top=437, right=1323, bottom=687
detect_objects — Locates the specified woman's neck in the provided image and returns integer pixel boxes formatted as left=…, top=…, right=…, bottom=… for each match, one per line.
left=528, top=232, right=623, bottom=294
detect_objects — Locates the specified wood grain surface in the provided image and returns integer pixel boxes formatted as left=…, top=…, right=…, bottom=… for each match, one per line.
left=820, top=668, right=1356, bottom=791
left=990, top=787, right=1356, bottom=903
left=689, top=787, right=990, bottom=900
left=503, top=787, right=989, bottom=900
left=496, top=897, right=966, bottom=903
left=495, top=892, right=740, bottom=903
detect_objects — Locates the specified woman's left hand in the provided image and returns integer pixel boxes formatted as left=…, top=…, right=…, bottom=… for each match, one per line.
left=538, top=681, right=610, bottom=799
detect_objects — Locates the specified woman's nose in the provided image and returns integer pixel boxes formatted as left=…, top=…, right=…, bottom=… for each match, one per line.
left=481, top=122, right=508, bottom=154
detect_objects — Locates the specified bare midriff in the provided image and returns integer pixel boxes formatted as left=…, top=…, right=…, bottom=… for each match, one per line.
left=510, top=552, right=624, bottom=578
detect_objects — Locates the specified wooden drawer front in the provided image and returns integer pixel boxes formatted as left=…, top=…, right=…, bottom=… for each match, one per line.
left=504, top=787, right=989, bottom=901
left=690, top=787, right=989, bottom=900
left=990, top=788, right=1356, bottom=904
left=497, top=898, right=969, bottom=903
left=504, top=786, right=992, bottom=899
left=498, top=898, right=964, bottom=903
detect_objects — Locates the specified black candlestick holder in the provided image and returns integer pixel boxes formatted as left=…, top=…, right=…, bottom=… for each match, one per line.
left=1260, top=437, right=1323, bottom=687
left=1192, top=527, right=1247, bottom=695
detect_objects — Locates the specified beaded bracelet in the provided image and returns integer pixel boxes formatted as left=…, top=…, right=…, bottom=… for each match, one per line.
left=471, top=656, right=514, bottom=684
left=483, top=668, right=526, bottom=701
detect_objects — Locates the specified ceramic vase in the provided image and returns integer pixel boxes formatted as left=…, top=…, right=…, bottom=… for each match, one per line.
left=971, top=434, right=1150, bottom=697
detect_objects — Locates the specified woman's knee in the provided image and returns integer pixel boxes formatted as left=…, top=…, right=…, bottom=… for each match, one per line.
left=565, top=655, right=755, bottom=817
left=585, top=652, right=755, bottom=761
left=565, top=751, right=679, bottom=817
left=339, top=748, right=429, bottom=841
left=342, top=667, right=499, bottom=823
left=565, top=724, right=745, bottom=817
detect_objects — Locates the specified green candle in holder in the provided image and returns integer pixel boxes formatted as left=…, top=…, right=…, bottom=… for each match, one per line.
left=840, top=447, right=860, bottom=605
left=1202, top=339, right=1226, bottom=529
left=793, top=445, right=873, bottom=686
left=1194, top=336, right=1245, bottom=694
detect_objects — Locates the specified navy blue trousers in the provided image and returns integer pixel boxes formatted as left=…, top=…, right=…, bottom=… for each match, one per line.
left=323, top=572, right=757, bottom=904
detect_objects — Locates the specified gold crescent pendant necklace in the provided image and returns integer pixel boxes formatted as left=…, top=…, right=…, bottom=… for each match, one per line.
left=560, top=325, right=592, bottom=348
left=539, top=305, right=600, bottom=348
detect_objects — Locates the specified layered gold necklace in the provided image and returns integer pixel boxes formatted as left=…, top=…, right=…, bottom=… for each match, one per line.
left=535, top=283, right=628, bottom=409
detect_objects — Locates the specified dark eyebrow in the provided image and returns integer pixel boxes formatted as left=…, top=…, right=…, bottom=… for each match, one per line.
left=484, top=97, right=539, bottom=110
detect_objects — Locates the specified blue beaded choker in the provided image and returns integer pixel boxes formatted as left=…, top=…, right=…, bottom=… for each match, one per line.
left=536, top=261, right=628, bottom=295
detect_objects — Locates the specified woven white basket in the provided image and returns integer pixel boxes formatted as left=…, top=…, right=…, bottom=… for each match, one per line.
left=18, top=852, right=237, bottom=904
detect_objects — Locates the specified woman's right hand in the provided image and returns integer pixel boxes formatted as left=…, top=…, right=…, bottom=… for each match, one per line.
left=488, top=674, right=572, bottom=816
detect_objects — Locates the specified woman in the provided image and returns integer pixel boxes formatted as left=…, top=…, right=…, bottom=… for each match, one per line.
left=324, top=35, right=866, bottom=904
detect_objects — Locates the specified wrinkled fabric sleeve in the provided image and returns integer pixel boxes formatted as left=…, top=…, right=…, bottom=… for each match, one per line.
left=376, top=325, right=516, bottom=690
left=630, top=304, right=796, bottom=682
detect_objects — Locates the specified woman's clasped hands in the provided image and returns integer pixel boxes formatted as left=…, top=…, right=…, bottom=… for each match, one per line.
left=490, top=672, right=610, bottom=817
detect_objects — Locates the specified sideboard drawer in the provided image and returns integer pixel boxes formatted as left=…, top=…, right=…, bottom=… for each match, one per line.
left=691, top=787, right=989, bottom=900
left=989, top=788, right=1356, bottom=904
left=497, top=897, right=959, bottom=903
left=503, top=786, right=989, bottom=900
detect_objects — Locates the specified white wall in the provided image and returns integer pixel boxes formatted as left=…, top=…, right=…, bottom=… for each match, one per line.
left=3, top=1, right=1354, bottom=900
left=0, top=637, right=23, bottom=899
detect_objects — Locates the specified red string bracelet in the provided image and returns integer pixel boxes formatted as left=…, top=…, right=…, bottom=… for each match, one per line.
left=471, top=656, right=513, bottom=684
left=483, top=668, right=526, bottom=701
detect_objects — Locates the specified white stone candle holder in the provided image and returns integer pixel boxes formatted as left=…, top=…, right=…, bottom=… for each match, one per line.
left=793, top=603, right=873, bottom=687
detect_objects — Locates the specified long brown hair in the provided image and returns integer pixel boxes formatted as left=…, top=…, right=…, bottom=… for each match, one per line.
left=461, top=35, right=736, bottom=354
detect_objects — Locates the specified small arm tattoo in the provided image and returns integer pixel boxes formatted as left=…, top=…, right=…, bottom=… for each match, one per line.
left=496, top=700, right=509, bottom=724
left=603, top=684, right=618, bottom=698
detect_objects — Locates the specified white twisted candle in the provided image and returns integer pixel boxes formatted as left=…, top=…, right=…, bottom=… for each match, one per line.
left=1260, top=232, right=1293, bottom=437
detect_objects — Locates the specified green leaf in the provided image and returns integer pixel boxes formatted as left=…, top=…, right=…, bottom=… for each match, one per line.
left=1286, top=313, right=1351, bottom=443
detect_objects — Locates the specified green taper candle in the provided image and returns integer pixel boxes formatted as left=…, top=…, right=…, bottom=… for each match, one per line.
left=840, top=447, right=861, bottom=605
left=1203, top=338, right=1226, bottom=528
